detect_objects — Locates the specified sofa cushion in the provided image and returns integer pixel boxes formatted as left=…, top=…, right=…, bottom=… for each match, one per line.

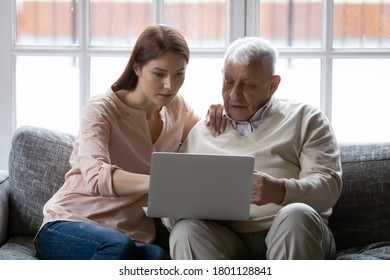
left=8, top=126, right=75, bottom=237
left=335, top=241, right=390, bottom=260
left=0, top=178, right=9, bottom=246
left=330, top=143, right=390, bottom=250
left=0, top=236, right=37, bottom=260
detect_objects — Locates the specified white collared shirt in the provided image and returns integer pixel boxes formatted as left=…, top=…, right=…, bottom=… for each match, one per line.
left=224, top=97, right=274, bottom=136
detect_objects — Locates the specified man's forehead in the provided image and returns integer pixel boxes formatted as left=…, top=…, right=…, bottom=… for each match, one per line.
left=224, top=61, right=264, bottom=77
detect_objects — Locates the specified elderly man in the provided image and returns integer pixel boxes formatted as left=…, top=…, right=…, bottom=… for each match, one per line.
left=166, top=37, right=342, bottom=260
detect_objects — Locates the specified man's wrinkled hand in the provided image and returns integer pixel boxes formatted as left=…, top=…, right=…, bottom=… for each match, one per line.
left=251, top=170, right=286, bottom=206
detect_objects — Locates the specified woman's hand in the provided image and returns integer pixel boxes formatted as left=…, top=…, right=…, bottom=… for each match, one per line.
left=206, top=104, right=229, bottom=136
left=112, top=169, right=150, bottom=196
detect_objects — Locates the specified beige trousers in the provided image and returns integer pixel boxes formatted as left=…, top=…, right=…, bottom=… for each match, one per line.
left=169, top=203, right=336, bottom=260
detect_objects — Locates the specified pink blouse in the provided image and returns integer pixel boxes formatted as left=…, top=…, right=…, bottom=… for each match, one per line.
left=39, top=89, right=197, bottom=243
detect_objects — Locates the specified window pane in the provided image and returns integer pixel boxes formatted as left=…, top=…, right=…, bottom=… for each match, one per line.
left=182, top=58, right=321, bottom=118
left=164, top=0, right=226, bottom=48
left=333, top=59, right=390, bottom=142
left=16, top=57, right=80, bottom=135
left=92, top=57, right=225, bottom=119
left=334, top=0, right=390, bottom=48
left=16, top=0, right=78, bottom=46
left=90, top=57, right=128, bottom=96
left=275, top=59, right=321, bottom=109
left=259, top=0, right=322, bottom=48
left=180, top=58, right=224, bottom=117
left=90, top=0, right=153, bottom=47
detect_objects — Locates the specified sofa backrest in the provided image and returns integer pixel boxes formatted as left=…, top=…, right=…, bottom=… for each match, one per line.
left=8, top=126, right=75, bottom=237
left=7, top=126, right=390, bottom=250
left=330, top=143, right=390, bottom=250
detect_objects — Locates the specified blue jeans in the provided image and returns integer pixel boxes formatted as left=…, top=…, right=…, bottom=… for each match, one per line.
left=35, top=221, right=170, bottom=260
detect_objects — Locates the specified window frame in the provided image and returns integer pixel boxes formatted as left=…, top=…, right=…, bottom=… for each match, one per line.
left=0, top=0, right=245, bottom=169
left=0, top=0, right=13, bottom=170
left=247, top=0, right=390, bottom=121
left=1, top=0, right=390, bottom=169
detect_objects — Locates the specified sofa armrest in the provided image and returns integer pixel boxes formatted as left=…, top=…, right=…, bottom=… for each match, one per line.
left=0, top=170, right=8, bottom=183
left=0, top=170, right=10, bottom=246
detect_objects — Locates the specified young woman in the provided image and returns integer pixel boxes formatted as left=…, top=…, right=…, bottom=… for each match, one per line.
left=34, top=24, right=218, bottom=260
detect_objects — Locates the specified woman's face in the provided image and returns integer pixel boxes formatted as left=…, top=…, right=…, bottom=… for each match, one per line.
left=135, top=51, right=187, bottom=107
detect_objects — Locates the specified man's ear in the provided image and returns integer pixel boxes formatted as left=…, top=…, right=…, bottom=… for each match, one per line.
left=270, top=75, right=281, bottom=94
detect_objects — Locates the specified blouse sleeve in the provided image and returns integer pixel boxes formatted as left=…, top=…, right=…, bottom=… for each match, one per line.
left=76, top=97, right=120, bottom=197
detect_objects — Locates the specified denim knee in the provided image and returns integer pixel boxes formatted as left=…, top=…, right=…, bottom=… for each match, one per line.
left=36, top=221, right=139, bottom=260
left=136, top=243, right=170, bottom=260
left=93, top=234, right=137, bottom=260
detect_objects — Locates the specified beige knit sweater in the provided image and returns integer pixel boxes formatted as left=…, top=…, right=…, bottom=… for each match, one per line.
left=178, top=98, right=342, bottom=233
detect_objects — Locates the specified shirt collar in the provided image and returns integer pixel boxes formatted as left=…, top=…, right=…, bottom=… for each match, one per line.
left=223, top=97, right=274, bottom=136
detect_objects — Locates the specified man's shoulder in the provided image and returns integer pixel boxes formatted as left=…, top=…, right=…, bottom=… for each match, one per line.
left=274, top=98, right=322, bottom=115
left=188, top=119, right=226, bottom=138
left=273, top=98, right=332, bottom=132
left=190, top=119, right=209, bottom=133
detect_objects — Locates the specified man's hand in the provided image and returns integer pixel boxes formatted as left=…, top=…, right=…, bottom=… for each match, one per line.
left=251, top=170, right=286, bottom=205
left=205, top=104, right=229, bottom=136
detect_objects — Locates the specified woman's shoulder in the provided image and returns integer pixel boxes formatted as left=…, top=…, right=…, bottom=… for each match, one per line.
left=84, top=93, right=122, bottom=120
left=165, top=94, right=192, bottom=116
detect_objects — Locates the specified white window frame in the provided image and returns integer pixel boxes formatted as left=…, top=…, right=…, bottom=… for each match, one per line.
left=255, top=0, right=335, bottom=120
left=1, top=0, right=390, bottom=169
left=246, top=0, right=390, bottom=122
left=0, top=0, right=245, bottom=169
left=0, top=0, right=13, bottom=170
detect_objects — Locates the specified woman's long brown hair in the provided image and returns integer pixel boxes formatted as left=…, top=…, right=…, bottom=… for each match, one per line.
left=112, top=25, right=190, bottom=92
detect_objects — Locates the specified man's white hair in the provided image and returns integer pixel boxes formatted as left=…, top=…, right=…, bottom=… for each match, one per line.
left=224, top=37, right=279, bottom=77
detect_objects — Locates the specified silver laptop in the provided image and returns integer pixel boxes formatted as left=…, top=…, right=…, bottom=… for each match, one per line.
left=146, top=152, right=254, bottom=221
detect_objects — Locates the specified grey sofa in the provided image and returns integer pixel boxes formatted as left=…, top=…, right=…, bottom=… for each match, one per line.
left=0, top=125, right=389, bottom=260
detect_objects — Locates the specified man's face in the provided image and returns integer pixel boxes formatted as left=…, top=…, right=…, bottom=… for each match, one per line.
left=222, top=60, right=280, bottom=122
